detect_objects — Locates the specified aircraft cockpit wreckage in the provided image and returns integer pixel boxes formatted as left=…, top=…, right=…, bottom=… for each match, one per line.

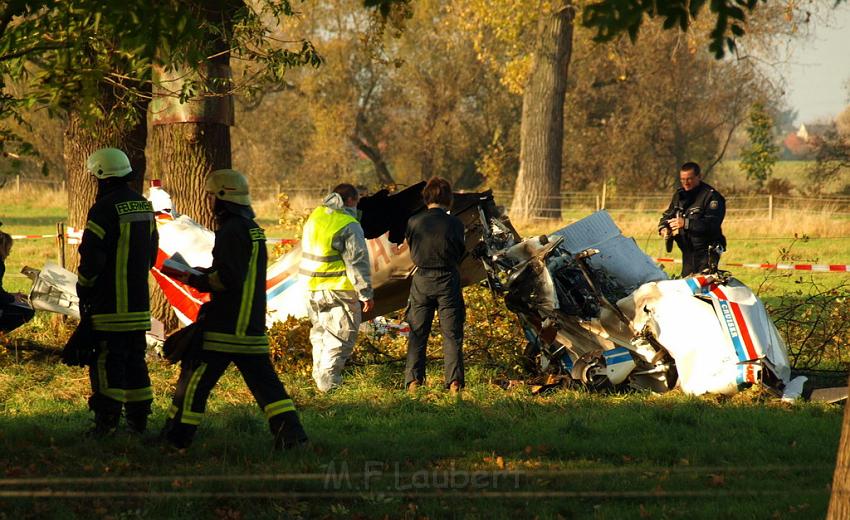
left=472, top=205, right=804, bottom=398
left=23, top=183, right=825, bottom=400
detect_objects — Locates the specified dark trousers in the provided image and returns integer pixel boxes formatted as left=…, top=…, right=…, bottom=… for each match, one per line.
left=163, top=349, right=298, bottom=447
left=681, top=246, right=721, bottom=277
left=404, top=270, right=465, bottom=388
left=88, top=331, right=153, bottom=422
left=0, top=302, right=34, bottom=333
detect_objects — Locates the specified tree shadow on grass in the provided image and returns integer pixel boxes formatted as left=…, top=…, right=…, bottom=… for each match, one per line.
left=0, top=392, right=839, bottom=519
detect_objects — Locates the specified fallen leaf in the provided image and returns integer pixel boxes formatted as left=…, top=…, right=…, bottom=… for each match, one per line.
left=709, top=473, right=725, bottom=487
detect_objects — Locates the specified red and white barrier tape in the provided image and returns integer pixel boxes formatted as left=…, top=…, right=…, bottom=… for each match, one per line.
left=12, top=231, right=297, bottom=247
left=655, top=258, right=850, bottom=273
left=10, top=234, right=56, bottom=240
left=11, top=227, right=84, bottom=244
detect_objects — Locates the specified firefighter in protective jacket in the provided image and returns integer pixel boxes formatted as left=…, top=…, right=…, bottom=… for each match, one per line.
left=161, top=169, right=308, bottom=450
left=76, top=147, right=159, bottom=436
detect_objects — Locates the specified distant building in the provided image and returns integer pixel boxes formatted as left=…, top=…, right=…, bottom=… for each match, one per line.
left=796, top=123, right=832, bottom=144
left=783, top=122, right=833, bottom=158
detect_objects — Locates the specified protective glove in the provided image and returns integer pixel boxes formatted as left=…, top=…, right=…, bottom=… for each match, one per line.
left=61, top=314, right=95, bottom=367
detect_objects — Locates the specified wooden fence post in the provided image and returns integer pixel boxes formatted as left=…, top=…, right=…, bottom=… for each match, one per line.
left=15, top=174, right=20, bottom=192
left=601, top=184, right=607, bottom=210
left=768, top=194, right=773, bottom=221
left=56, top=222, right=66, bottom=268
left=595, top=195, right=600, bottom=211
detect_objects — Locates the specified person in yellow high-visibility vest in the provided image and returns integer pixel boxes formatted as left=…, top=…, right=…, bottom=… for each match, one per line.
left=301, top=184, right=373, bottom=392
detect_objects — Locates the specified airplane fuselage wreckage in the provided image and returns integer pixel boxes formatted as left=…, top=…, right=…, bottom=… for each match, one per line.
left=25, top=183, right=812, bottom=399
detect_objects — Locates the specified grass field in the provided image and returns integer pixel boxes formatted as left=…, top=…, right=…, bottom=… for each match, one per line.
left=0, top=185, right=847, bottom=518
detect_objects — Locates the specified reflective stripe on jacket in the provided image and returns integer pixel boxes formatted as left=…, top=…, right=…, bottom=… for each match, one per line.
left=300, top=206, right=357, bottom=291
left=196, top=215, right=270, bottom=354
left=77, top=185, right=158, bottom=332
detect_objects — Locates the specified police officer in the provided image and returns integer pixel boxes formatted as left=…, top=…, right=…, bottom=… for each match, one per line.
left=301, top=183, right=373, bottom=393
left=404, top=177, right=466, bottom=394
left=76, top=147, right=159, bottom=436
left=161, top=169, right=308, bottom=450
left=658, top=162, right=727, bottom=276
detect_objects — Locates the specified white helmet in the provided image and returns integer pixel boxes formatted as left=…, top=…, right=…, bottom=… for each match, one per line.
left=86, top=148, right=132, bottom=179
left=205, top=169, right=251, bottom=206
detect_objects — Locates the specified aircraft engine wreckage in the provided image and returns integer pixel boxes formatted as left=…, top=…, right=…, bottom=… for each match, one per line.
left=24, top=184, right=811, bottom=399
left=472, top=207, right=807, bottom=399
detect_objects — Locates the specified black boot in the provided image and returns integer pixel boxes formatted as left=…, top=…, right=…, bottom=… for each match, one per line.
left=273, top=413, right=309, bottom=451
left=125, top=403, right=151, bottom=435
left=160, top=419, right=195, bottom=450
left=125, top=413, right=148, bottom=435
left=86, top=411, right=120, bottom=438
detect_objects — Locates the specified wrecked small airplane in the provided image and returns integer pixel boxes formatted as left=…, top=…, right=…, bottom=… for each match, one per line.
left=25, top=184, right=812, bottom=399
left=472, top=206, right=807, bottom=399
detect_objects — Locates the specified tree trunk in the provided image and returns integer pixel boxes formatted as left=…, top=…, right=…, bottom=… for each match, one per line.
left=350, top=134, right=395, bottom=186
left=63, top=106, right=148, bottom=272
left=148, top=122, right=229, bottom=333
left=827, top=378, right=850, bottom=519
left=509, top=0, right=574, bottom=222
left=148, top=124, right=227, bottom=229
left=147, top=2, right=237, bottom=331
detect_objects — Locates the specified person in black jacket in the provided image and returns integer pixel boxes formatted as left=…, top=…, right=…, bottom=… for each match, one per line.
left=404, top=177, right=466, bottom=394
left=76, top=148, right=159, bottom=436
left=658, top=162, right=727, bottom=276
left=161, top=169, right=308, bottom=450
left=0, top=228, right=35, bottom=333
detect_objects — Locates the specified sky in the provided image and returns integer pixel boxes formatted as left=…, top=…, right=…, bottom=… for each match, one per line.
left=780, top=3, right=850, bottom=125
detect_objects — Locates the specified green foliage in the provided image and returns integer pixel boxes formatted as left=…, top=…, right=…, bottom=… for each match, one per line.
left=807, top=128, right=850, bottom=194
left=268, top=315, right=314, bottom=378
left=740, top=102, right=780, bottom=190
left=582, top=0, right=773, bottom=58
left=270, top=191, right=309, bottom=258
left=0, top=1, right=325, bottom=156
left=766, top=277, right=850, bottom=370
left=266, top=284, right=529, bottom=381
left=563, top=19, right=773, bottom=191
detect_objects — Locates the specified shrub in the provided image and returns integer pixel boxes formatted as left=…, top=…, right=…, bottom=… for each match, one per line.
left=267, top=284, right=530, bottom=379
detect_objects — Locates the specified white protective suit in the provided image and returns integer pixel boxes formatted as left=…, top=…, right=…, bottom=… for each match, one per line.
left=307, top=193, right=373, bottom=392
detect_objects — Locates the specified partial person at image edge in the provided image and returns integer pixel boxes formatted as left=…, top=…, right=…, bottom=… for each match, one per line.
left=0, top=227, right=35, bottom=333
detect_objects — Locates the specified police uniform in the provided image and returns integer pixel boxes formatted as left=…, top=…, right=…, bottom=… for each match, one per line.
left=301, top=193, right=372, bottom=393
left=404, top=207, right=466, bottom=388
left=659, top=181, right=727, bottom=276
left=162, top=200, right=305, bottom=449
left=77, top=183, right=159, bottom=433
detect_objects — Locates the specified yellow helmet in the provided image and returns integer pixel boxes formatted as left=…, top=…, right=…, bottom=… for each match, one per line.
left=86, top=148, right=132, bottom=179
left=205, top=169, right=251, bottom=206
